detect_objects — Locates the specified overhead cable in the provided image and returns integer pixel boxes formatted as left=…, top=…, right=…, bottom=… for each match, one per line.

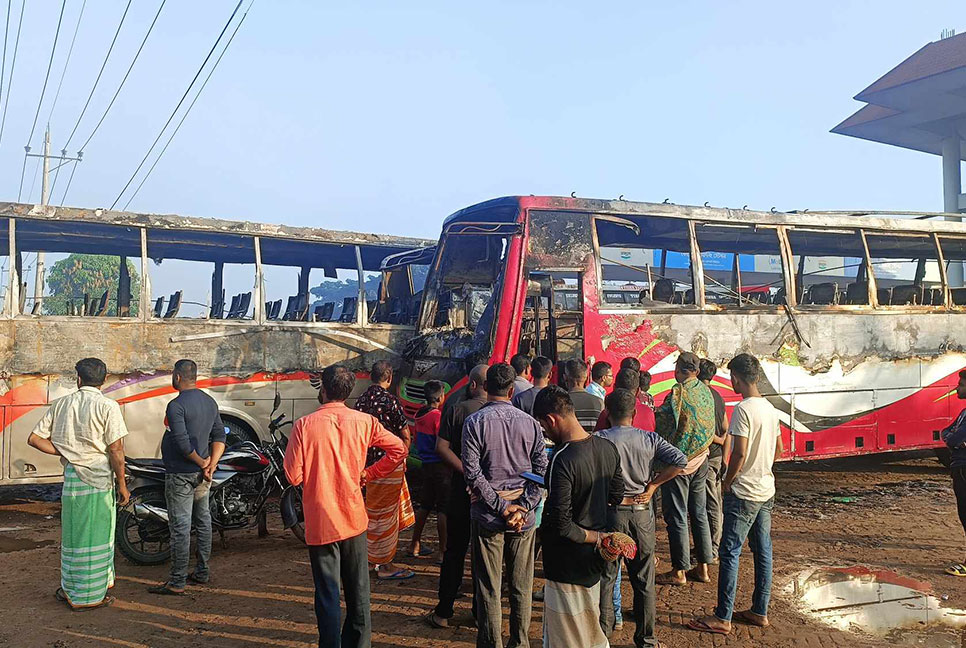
left=62, top=0, right=131, bottom=150
left=19, top=0, right=67, bottom=201
left=46, top=0, right=86, bottom=126
left=123, top=3, right=252, bottom=210
left=111, top=0, right=243, bottom=209
left=0, top=0, right=23, bottom=151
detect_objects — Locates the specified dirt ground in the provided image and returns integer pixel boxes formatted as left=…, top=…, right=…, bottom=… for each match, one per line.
left=0, top=455, right=964, bottom=648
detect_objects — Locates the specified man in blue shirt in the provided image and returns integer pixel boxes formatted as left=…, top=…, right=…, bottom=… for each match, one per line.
left=461, top=362, right=548, bottom=648
left=942, top=369, right=966, bottom=577
left=597, top=389, right=687, bottom=647
left=149, top=359, right=226, bottom=596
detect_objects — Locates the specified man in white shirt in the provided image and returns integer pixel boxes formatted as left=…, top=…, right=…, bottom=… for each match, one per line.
left=689, top=353, right=782, bottom=636
left=28, top=357, right=129, bottom=610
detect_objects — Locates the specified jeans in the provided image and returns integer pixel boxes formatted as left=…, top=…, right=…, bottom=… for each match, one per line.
left=470, top=521, right=535, bottom=648
left=600, top=505, right=657, bottom=647
left=165, top=472, right=211, bottom=589
left=701, top=453, right=724, bottom=559
left=661, top=457, right=714, bottom=571
left=613, top=562, right=623, bottom=623
left=308, top=532, right=371, bottom=648
left=952, top=467, right=966, bottom=541
left=435, top=486, right=473, bottom=619
left=714, top=494, right=774, bottom=622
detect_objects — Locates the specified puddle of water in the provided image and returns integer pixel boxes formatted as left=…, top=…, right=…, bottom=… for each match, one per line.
left=791, top=567, right=966, bottom=646
left=0, top=536, right=53, bottom=553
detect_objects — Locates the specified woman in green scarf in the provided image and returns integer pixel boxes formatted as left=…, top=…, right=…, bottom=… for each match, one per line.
left=655, top=352, right=716, bottom=585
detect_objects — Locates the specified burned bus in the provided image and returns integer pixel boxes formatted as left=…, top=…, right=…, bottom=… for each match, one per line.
left=398, top=195, right=966, bottom=461
left=2, top=202, right=433, bottom=484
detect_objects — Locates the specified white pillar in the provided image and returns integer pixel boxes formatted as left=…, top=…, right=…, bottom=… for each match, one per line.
left=943, top=136, right=964, bottom=287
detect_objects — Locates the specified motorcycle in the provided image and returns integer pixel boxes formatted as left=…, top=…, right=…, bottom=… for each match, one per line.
left=116, top=394, right=305, bottom=565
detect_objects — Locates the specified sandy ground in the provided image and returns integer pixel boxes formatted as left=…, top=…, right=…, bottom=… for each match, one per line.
left=0, top=455, right=964, bottom=648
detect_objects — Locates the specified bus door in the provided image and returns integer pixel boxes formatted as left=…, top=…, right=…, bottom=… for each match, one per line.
left=519, top=272, right=584, bottom=363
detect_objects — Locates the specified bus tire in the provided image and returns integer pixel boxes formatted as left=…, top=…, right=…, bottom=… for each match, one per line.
left=223, top=417, right=258, bottom=446
left=936, top=448, right=952, bottom=468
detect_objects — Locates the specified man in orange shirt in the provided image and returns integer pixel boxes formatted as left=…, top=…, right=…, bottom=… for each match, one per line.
left=284, top=364, right=407, bottom=648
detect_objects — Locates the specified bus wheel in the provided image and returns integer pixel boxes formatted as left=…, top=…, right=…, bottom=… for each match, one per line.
left=936, top=448, right=952, bottom=468
left=224, top=418, right=258, bottom=446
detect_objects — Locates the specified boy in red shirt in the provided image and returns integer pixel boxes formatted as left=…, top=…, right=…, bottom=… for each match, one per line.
left=409, top=380, right=450, bottom=558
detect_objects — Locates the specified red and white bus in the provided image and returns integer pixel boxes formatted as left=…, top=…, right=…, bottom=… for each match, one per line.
left=398, top=195, right=966, bottom=461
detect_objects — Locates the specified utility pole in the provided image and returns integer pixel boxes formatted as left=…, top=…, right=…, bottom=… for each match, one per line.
left=32, top=128, right=51, bottom=314
left=24, top=128, right=81, bottom=315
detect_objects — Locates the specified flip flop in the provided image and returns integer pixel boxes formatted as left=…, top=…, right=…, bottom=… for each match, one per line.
left=424, top=612, right=449, bottom=629
left=734, top=609, right=769, bottom=627
left=187, top=573, right=210, bottom=585
left=409, top=547, right=434, bottom=557
left=54, top=588, right=68, bottom=603
left=148, top=583, right=186, bottom=596
left=686, top=568, right=711, bottom=583
left=946, top=564, right=966, bottom=577
left=74, top=596, right=115, bottom=611
left=377, top=568, right=415, bottom=581
left=687, top=618, right=730, bottom=635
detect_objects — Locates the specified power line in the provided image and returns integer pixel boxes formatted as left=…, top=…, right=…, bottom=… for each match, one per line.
left=63, top=0, right=131, bottom=151
left=0, top=2, right=10, bottom=137
left=58, top=159, right=78, bottom=206
left=47, top=0, right=87, bottom=199
left=122, top=3, right=252, bottom=210
left=46, top=0, right=86, bottom=126
left=76, top=0, right=165, bottom=154
left=111, top=0, right=243, bottom=209
left=0, top=0, right=24, bottom=151
left=25, top=0, right=66, bottom=146
left=19, top=0, right=67, bottom=202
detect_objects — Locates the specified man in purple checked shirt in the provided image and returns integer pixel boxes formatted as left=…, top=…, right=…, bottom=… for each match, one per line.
left=461, top=362, right=548, bottom=648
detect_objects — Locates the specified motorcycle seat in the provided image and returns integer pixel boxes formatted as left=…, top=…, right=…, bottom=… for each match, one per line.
left=126, top=457, right=165, bottom=469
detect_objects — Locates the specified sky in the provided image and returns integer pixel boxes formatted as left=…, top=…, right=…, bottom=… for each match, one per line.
left=1, top=1, right=964, bottom=309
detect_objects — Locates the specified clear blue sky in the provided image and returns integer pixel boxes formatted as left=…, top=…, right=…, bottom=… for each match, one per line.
left=1, top=1, right=961, bottom=243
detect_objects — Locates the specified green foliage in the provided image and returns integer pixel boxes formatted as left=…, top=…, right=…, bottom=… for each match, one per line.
left=45, top=254, right=141, bottom=316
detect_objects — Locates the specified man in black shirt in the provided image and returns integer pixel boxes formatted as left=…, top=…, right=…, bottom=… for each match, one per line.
left=534, top=386, right=624, bottom=647
left=150, top=359, right=226, bottom=595
left=559, top=359, right=604, bottom=432
left=426, top=363, right=489, bottom=629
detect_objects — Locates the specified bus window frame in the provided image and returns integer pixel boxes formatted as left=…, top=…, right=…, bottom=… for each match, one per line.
left=862, top=229, right=947, bottom=310
left=1, top=215, right=411, bottom=329
left=691, top=221, right=788, bottom=311
left=591, top=213, right=703, bottom=312
left=785, top=226, right=875, bottom=311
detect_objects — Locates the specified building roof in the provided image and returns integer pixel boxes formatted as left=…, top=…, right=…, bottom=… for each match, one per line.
left=833, top=31, right=966, bottom=159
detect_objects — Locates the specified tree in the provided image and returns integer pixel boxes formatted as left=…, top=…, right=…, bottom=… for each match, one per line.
left=45, top=254, right=141, bottom=316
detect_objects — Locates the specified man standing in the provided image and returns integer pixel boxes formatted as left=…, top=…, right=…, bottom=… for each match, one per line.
left=560, top=359, right=604, bottom=431
left=511, top=355, right=552, bottom=416
left=594, top=368, right=656, bottom=433
left=462, top=363, right=548, bottom=648
left=941, top=369, right=966, bottom=577
left=355, top=360, right=414, bottom=581
left=697, top=358, right=729, bottom=562
left=149, top=359, right=226, bottom=595
left=655, top=352, right=716, bottom=586
left=587, top=361, right=613, bottom=401
left=284, top=364, right=407, bottom=648
left=690, top=353, right=781, bottom=635
left=510, top=353, right=533, bottom=395
left=597, top=389, right=686, bottom=647
left=533, top=386, right=623, bottom=648
left=426, top=363, right=489, bottom=629
left=28, top=358, right=129, bottom=610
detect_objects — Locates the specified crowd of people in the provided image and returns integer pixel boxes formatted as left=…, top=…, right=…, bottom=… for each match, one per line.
left=280, top=350, right=784, bottom=648
left=27, top=348, right=809, bottom=648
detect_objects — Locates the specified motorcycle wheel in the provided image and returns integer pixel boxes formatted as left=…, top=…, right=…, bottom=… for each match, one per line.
left=116, top=486, right=171, bottom=565
left=281, top=487, right=306, bottom=544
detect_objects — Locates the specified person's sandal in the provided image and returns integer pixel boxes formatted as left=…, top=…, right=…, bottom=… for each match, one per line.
left=148, top=583, right=185, bottom=595
left=946, top=563, right=966, bottom=577
left=187, top=573, right=209, bottom=585
left=424, top=612, right=449, bottom=628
